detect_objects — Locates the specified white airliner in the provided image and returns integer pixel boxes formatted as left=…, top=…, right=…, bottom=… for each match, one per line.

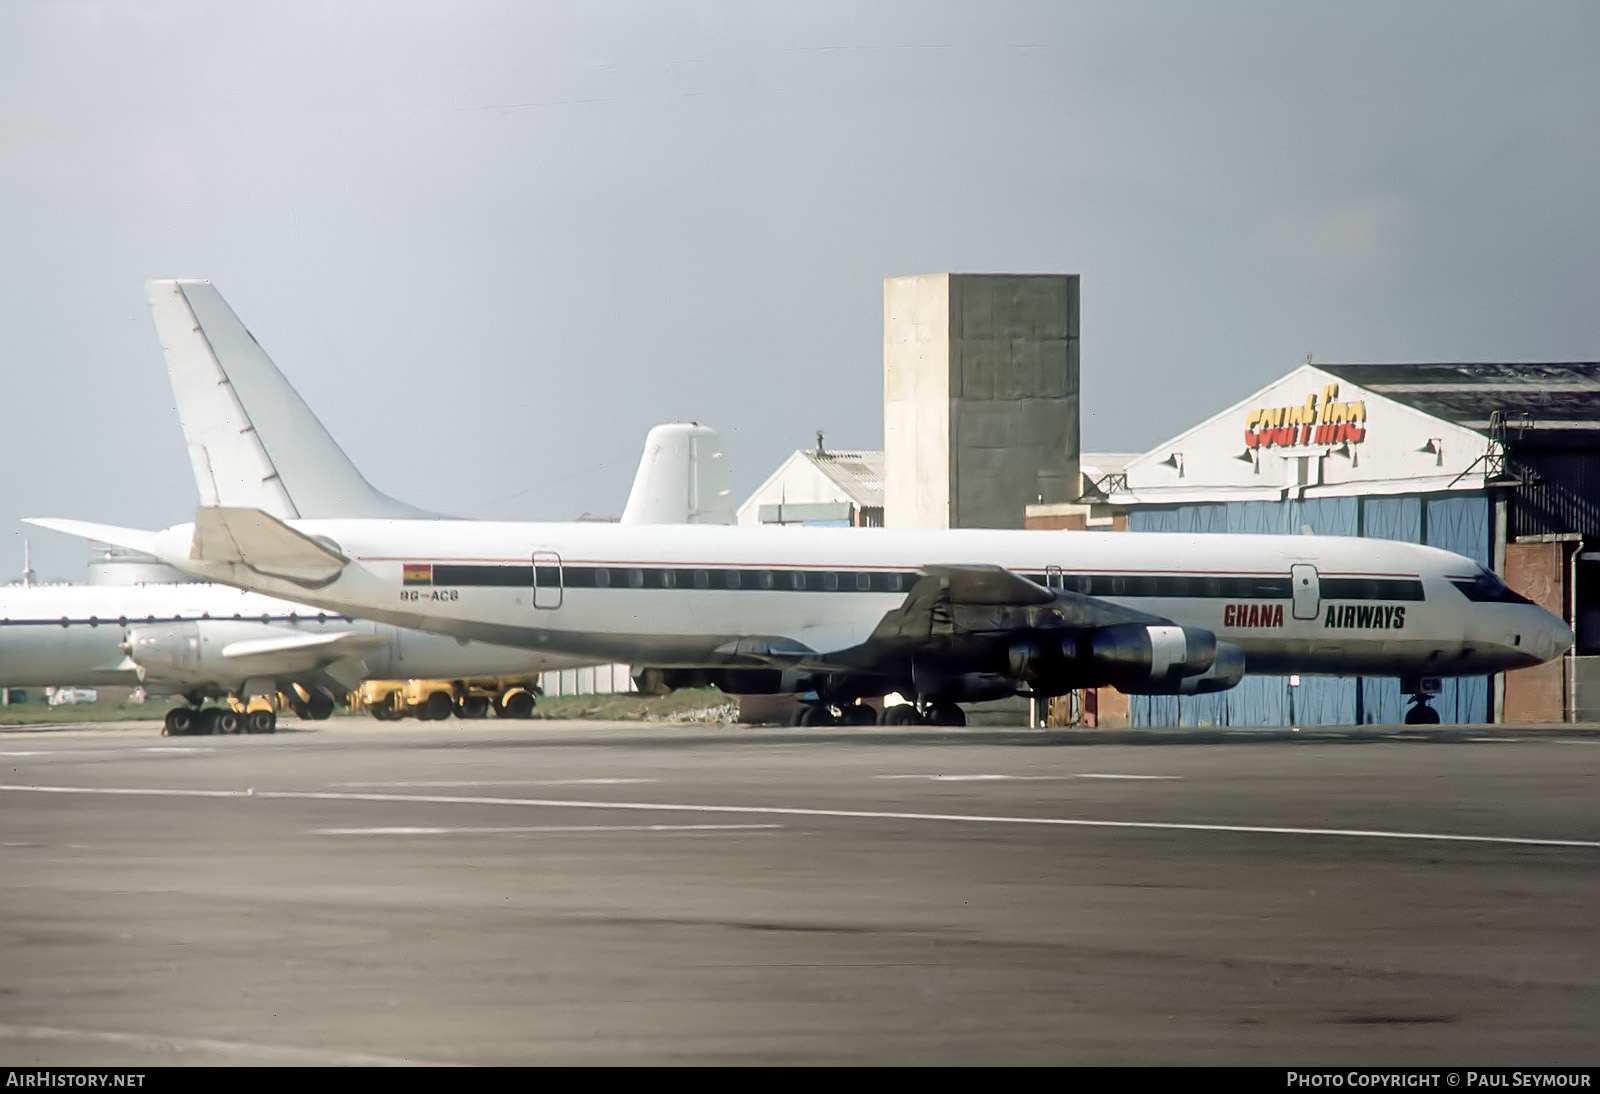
left=2, top=281, right=736, bottom=734
left=26, top=280, right=1570, bottom=728
left=33, top=507, right=1572, bottom=727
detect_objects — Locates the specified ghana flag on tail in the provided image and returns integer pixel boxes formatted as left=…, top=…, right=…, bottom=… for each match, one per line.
left=403, top=563, right=433, bottom=586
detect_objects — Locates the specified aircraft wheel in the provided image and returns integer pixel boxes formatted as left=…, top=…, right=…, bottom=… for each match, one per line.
left=417, top=692, right=453, bottom=721
left=194, top=707, right=221, bottom=735
left=840, top=703, right=877, bottom=726
left=798, top=705, right=837, bottom=727
left=246, top=710, right=277, bottom=734
left=498, top=691, right=535, bottom=719
left=305, top=690, right=335, bottom=720
left=1404, top=702, right=1441, bottom=725
left=879, top=705, right=922, bottom=726
left=164, top=707, right=196, bottom=735
left=926, top=702, right=967, bottom=727
left=214, top=709, right=241, bottom=734
left=456, top=695, right=491, bottom=719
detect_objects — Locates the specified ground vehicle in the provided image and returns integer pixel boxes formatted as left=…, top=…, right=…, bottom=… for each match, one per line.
left=356, top=677, right=541, bottom=720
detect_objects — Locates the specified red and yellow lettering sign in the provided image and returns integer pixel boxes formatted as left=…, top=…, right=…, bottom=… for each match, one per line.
left=1243, top=383, right=1366, bottom=450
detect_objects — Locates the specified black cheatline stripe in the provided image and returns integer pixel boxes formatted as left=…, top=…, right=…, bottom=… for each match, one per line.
left=406, top=565, right=1427, bottom=603
left=1318, top=577, right=1426, bottom=602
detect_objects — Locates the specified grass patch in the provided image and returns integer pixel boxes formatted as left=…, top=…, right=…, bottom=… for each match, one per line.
left=0, top=701, right=165, bottom=725
left=0, top=688, right=741, bottom=726
left=532, top=688, right=739, bottom=723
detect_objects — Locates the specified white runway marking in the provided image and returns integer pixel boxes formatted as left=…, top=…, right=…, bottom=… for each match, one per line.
left=315, top=823, right=782, bottom=835
left=330, top=778, right=659, bottom=788
left=0, top=747, right=212, bottom=758
left=0, top=1022, right=458, bottom=1066
left=3, top=782, right=1595, bottom=849
left=874, top=773, right=1180, bottom=782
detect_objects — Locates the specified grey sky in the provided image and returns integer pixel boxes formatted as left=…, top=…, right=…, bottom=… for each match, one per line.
left=3, top=1, right=1597, bottom=580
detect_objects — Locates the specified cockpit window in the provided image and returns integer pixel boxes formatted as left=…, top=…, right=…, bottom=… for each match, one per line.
left=1450, top=567, right=1535, bottom=605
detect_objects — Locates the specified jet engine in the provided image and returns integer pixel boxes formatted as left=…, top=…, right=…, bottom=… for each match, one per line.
left=1007, top=623, right=1230, bottom=695
left=1120, top=640, right=1246, bottom=695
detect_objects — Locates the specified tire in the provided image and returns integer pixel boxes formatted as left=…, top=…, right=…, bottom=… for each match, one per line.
left=498, top=690, right=535, bottom=719
left=798, top=705, right=837, bottom=727
left=214, top=709, right=242, bottom=735
left=926, top=702, right=967, bottom=727
left=246, top=710, right=276, bottom=734
left=195, top=707, right=220, bottom=735
left=456, top=695, right=491, bottom=719
left=420, top=692, right=453, bottom=721
left=840, top=704, right=877, bottom=726
left=165, top=707, right=195, bottom=735
left=879, top=705, right=922, bottom=726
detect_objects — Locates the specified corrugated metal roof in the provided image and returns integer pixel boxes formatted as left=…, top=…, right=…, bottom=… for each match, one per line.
left=800, top=450, right=884, bottom=509
left=1319, top=362, right=1600, bottom=444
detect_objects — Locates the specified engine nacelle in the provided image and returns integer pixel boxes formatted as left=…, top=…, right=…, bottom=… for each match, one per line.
left=1094, top=623, right=1216, bottom=684
left=124, top=622, right=203, bottom=681
left=1118, top=641, right=1246, bottom=695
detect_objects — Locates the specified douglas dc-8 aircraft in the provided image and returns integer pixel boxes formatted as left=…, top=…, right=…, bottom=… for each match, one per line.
left=29, top=278, right=1570, bottom=726
left=3, top=281, right=735, bottom=733
left=34, top=510, right=1569, bottom=726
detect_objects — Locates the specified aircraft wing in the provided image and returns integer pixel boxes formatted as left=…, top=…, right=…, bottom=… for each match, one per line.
left=220, top=630, right=387, bottom=662
left=191, top=506, right=348, bottom=587
left=861, top=563, right=1161, bottom=645
left=808, top=562, right=1177, bottom=678
left=219, top=630, right=389, bottom=687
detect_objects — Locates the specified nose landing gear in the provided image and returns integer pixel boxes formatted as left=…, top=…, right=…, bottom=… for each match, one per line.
left=1403, top=696, right=1441, bottom=725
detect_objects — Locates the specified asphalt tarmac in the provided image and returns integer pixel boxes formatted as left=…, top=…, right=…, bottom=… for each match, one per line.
left=1, top=718, right=1596, bottom=1066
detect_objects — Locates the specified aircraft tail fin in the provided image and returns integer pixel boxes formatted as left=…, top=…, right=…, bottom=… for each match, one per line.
left=147, top=280, right=437, bottom=521
left=619, top=423, right=736, bottom=525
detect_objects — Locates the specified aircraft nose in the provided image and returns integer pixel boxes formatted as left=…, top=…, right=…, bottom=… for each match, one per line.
left=1532, top=608, right=1573, bottom=664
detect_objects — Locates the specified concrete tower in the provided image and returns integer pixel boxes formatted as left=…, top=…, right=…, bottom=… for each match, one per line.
left=883, top=273, right=1080, bottom=529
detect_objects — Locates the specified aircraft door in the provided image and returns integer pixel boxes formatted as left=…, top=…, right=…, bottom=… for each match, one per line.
left=533, top=551, right=563, bottom=610
left=1290, top=563, right=1320, bottom=621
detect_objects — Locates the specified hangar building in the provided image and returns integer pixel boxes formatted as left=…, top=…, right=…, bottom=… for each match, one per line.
left=1083, top=361, right=1600, bottom=726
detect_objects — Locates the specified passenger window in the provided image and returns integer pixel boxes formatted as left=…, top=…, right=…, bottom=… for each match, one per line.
left=855, top=573, right=871, bottom=591
left=723, top=570, right=741, bottom=589
left=790, top=571, right=806, bottom=590
left=755, top=571, right=774, bottom=590
left=822, top=573, right=839, bottom=591
left=594, top=569, right=611, bottom=588
left=628, top=569, right=644, bottom=588
left=693, top=570, right=710, bottom=588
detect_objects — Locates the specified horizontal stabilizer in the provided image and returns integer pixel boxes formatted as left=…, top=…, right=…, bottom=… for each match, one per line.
left=21, top=518, right=160, bottom=556
left=192, top=506, right=347, bottom=587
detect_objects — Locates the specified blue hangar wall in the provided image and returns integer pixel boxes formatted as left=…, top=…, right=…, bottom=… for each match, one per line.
left=1126, top=493, right=1491, bottom=727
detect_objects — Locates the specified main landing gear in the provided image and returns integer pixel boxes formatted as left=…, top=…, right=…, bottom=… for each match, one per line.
left=790, top=700, right=967, bottom=728
left=162, top=705, right=277, bottom=736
